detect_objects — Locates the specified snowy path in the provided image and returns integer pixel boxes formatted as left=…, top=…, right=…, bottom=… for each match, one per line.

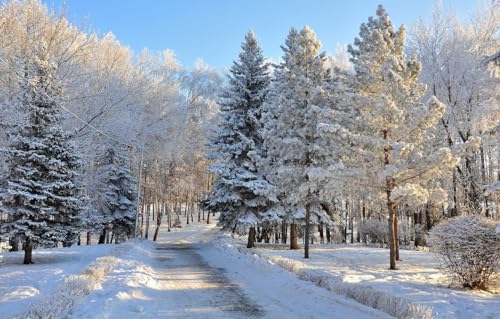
left=71, top=220, right=391, bottom=319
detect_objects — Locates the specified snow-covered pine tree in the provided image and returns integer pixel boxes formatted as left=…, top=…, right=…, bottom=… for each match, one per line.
left=93, top=146, right=136, bottom=244
left=205, top=31, right=276, bottom=248
left=323, top=5, right=475, bottom=269
left=0, top=44, right=87, bottom=264
left=262, top=27, right=332, bottom=258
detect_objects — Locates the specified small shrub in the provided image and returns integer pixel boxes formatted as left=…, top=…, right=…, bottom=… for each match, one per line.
left=428, top=216, right=499, bottom=290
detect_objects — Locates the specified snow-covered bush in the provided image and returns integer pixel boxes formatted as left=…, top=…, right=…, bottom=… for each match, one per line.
left=428, top=216, right=499, bottom=290
left=359, top=219, right=388, bottom=245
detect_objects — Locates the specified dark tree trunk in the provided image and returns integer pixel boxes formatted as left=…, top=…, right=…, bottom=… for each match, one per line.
left=281, top=221, right=287, bottom=244
left=264, top=229, right=271, bottom=244
left=145, top=204, right=150, bottom=239
left=153, top=225, right=160, bottom=241
left=247, top=226, right=256, bottom=248
left=86, top=232, right=91, bottom=245
left=23, top=238, right=33, bottom=264
left=384, top=127, right=397, bottom=270
left=387, top=201, right=397, bottom=270
left=451, top=169, right=458, bottom=217
left=305, top=202, right=311, bottom=259
left=153, top=206, right=163, bottom=242
left=290, top=223, right=299, bottom=250
left=394, top=211, right=400, bottom=261
left=319, top=224, right=324, bottom=244
left=326, top=228, right=331, bottom=243
left=98, top=229, right=106, bottom=244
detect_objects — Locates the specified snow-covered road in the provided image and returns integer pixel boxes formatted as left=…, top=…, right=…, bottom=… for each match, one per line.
left=70, top=219, right=391, bottom=319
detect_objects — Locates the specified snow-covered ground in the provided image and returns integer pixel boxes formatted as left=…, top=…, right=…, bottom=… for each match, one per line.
left=232, top=242, right=499, bottom=319
left=2, top=218, right=497, bottom=319
left=0, top=243, right=116, bottom=318
left=70, top=219, right=391, bottom=319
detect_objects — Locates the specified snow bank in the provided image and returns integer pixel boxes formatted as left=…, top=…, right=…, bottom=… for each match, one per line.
left=258, top=254, right=433, bottom=319
left=0, top=243, right=116, bottom=318
left=14, top=241, right=135, bottom=319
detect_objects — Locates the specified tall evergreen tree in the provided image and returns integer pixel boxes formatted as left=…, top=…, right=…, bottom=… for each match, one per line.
left=206, top=31, right=276, bottom=248
left=93, top=146, right=137, bottom=243
left=262, top=26, right=332, bottom=258
left=323, top=6, right=478, bottom=269
left=0, top=44, right=87, bottom=264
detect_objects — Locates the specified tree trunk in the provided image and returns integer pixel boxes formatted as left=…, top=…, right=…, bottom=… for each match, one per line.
left=395, top=215, right=400, bottom=261
left=387, top=201, right=397, bottom=270
left=98, top=229, right=106, bottom=244
left=86, top=232, right=91, bottom=245
left=281, top=221, right=287, bottom=244
left=23, top=238, right=33, bottom=264
left=140, top=201, right=145, bottom=237
left=247, top=226, right=256, bottom=248
left=384, top=127, right=397, bottom=270
left=145, top=203, right=150, bottom=239
left=153, top=225, right=161, bottom=241
left=153, top=218, right=161, bottom=241
left=290, top=223, right=299, bottom=250
left=206, top=210, right=210, bottom=224
left=304, top=203, right=311, bottom=259
left=319, top=224, right=324, bottom=244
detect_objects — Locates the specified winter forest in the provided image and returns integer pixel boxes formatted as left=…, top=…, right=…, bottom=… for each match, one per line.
left=0, top=0, right=498, bottom=318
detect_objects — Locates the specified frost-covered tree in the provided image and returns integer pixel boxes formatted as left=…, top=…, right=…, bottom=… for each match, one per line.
left=93, top=146, right=136, bottom=244
left=206, top=31, right=276, bottom=248
left=0, top=45, right=87, bottom=264
left=263, top=27, right=332, bottom=258
left=409, top=3, right=499, bottom=216
left=323, top=6, right=472, bottom=269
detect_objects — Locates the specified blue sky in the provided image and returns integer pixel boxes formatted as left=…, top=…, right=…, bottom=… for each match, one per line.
left=46, top=0, right=479, bottom=69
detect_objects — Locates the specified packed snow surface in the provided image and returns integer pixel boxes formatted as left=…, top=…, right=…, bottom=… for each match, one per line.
left=71, top=220, right=390, bottom=318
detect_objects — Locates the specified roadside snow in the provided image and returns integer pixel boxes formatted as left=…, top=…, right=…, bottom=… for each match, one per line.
left=0, top=244, right=115, bottom=318
left=234, top=242, right=499, bottom=319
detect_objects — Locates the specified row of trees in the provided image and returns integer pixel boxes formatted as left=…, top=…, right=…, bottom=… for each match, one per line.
left=206, top=4, right=499, bottom=269
left=0, top=0, right=220, bottom=263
